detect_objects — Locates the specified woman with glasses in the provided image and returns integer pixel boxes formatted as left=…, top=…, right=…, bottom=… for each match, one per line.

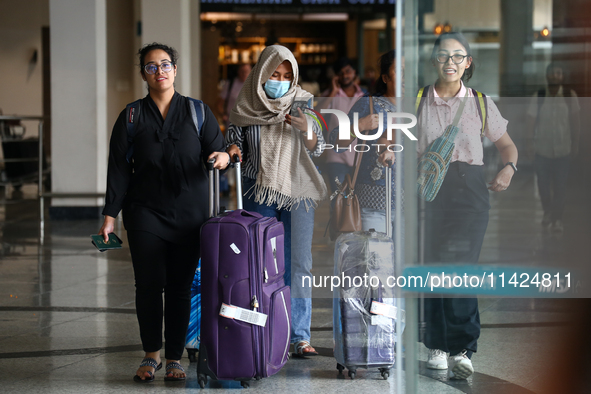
left=98, top=43, right=229, bottom=382
left=418, top=32, right=518, bottom=380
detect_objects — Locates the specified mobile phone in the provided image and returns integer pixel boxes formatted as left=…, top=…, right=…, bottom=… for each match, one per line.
left=291, top=98, right=312, bottom=116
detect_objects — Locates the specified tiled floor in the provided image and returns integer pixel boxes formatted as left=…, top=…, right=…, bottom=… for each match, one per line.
left=1, top=163, right=590, bottom=393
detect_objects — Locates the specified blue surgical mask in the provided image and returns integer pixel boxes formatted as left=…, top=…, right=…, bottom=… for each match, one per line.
left=264, top=79, right=291, bottom=99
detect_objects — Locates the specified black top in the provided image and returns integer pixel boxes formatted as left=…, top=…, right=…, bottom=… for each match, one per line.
left=102, top=92, right=225, bottom=244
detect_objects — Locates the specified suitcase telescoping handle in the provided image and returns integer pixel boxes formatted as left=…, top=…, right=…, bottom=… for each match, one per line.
left=385, top=159, right=393, bottom=238
left=232, top=154, right=243, bottom=210
left=207, top=154, right=243, bottom=218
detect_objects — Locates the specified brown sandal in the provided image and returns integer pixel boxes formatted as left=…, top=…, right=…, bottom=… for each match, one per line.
left=293, top=340, right=318, bottom=357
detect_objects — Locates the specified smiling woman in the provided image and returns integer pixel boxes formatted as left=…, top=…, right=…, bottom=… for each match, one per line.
left=418, top=32, right=519, bottom=381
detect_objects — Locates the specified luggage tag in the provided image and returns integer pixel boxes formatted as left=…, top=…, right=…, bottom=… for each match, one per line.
left=229, top=243, right=241, bottom=254
left=370, top=301, right=406, bottom=324
left=220, top=303, right=268, bottom=327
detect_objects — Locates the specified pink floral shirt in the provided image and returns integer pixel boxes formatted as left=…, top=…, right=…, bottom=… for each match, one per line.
left=417, top=82, right=507, bottom=165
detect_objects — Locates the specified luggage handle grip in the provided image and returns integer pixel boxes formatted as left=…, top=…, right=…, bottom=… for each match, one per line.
left=230, top=154, right=243, bottom=210
left=208, top=156, right=244, bottom=213
left=208, top=158, right=220, bottom=217
left=207, top=157, right=216, bottom=171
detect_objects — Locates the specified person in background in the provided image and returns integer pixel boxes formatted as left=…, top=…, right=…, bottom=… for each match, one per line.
left=99, top=43, right=229, bottom=383
left=217, top=63, right=252, bottom=197
left=225, top=45, right=328, bottom=357
left=217, top=63, right=252, bottom=133
left=328, top=51, right=400, bottom=235
left=526, top=63, right=580, bottom=233
left=317, top=57, right=366, bottom=193
left=361, top=66, right=377, bottom=94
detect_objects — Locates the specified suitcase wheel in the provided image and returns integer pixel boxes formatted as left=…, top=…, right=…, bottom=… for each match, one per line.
left=379, top=368, right=390, bottom=380
left=255, top=376, right=262, bottom=381
left=240, top=381, right=250, bottom=388
left=198, top=374, right=207, bottom=389
left=348, top=370, right=356, bottom=380
left=336, top=363, right=345, bottom=374
left=187, top=348, right=198, bottom=363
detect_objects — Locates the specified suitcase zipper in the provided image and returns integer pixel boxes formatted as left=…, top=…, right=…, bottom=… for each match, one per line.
left=251, top=218, right=272, bottom=376
left=279, top=291, right=290, bottom=363
left=271, top=237, right=278, bottom=274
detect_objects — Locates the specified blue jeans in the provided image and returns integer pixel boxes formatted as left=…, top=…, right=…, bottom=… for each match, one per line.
left=242, top=178, right=315, bottom=344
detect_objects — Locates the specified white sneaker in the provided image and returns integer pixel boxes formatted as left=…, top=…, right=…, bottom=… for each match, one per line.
left=427, top=349, right=448, bottom=370
left=448, top=350, right=474, bottom=380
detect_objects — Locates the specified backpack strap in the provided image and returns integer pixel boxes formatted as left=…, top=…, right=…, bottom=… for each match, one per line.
left=471, top=88, right=487, bottom=138
left=125, top=99, right=142, bottom=163
left=188, top=97, right=205, bottom=140
left=415, top=85, right=430, bottom=116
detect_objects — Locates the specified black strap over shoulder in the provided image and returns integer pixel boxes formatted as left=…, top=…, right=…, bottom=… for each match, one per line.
left=124, top=97, right=206, bottom=163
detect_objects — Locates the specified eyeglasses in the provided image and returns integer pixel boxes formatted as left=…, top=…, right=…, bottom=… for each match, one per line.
left=436, top=54, right=468, bottom=64
left=144, top=62, right=173, bottom=75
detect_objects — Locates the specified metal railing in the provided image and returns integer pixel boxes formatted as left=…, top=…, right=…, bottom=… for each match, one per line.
left=0, top=115, right=104, bottom=245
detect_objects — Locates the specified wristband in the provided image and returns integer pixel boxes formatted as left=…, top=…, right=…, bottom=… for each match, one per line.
left=504, top=162, right=517, bottom=173
left=350, top=131, right=357, bottom=139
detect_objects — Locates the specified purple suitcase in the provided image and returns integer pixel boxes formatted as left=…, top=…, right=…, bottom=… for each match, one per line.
left=197, top=158, right=291, bottom=388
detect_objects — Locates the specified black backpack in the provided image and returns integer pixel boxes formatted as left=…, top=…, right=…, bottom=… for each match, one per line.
left=124, top=98, right=205, bottom=163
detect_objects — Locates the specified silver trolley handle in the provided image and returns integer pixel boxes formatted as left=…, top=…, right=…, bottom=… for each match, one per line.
left=207, top=158, right=220, bottom=218
left=208, top=154, right=244, bottom=217
left=385, top=159, right=393, bottom=239
left=232, top=154, right=243, bottom=210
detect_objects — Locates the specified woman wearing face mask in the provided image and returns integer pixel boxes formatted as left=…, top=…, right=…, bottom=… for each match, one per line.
left=418, top=32, right=518, bottom=380
left=225, top=45, right=328, bottom=357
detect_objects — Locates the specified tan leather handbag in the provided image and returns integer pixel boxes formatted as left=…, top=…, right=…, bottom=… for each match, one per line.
left=328, top=97, right=373, bottom=240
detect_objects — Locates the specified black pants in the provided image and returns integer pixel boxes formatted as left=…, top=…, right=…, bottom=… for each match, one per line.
left=127, top=230, right=200, bottom=360
left=423, top=162, right=490, bottom=355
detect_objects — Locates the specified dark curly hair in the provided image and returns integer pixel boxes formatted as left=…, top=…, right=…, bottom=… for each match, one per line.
left=431, top=32, right=475, bottom=82
left=137, top=43, right=179, bottom=77
left=374, top=50, right=395, bottom=95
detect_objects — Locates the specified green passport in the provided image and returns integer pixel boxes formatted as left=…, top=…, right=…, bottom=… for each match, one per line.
left=90, top=233, right=123, bottom=252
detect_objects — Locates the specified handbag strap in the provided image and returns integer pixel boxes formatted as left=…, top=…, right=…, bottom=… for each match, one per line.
left=451, top=92, right=468, bottom=127
left=350, top=96, right=373, bottom=188
left=439, top=92, right=468, bottom=140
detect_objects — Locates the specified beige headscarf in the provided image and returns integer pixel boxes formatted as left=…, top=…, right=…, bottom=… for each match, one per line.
left=229, top=45, right=328, bottom=210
